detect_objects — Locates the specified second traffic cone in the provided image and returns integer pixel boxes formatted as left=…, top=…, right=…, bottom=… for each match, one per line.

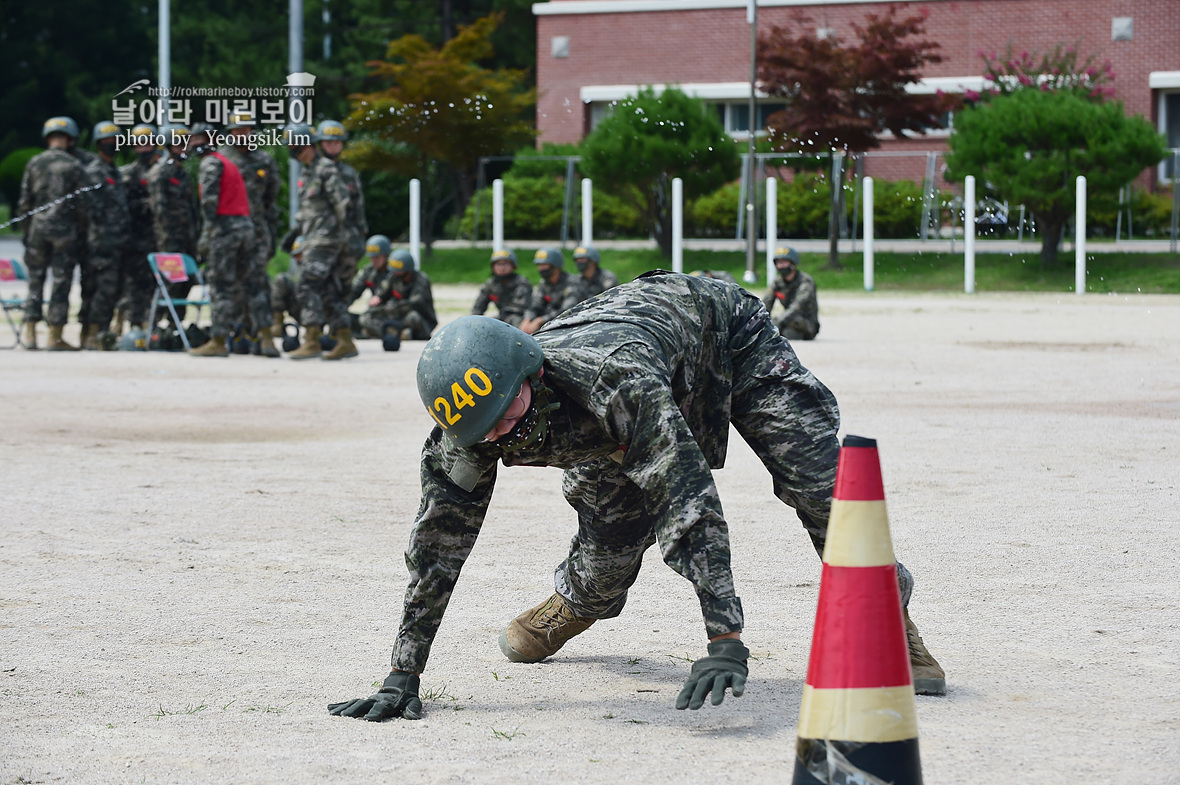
left=792, top=434, right=922, bottom=785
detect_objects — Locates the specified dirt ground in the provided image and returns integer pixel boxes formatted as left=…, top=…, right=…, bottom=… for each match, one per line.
left=2, top=284, right=1178, bottom=784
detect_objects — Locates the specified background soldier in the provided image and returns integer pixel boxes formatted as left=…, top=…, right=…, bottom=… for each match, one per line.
left=689, top=269, right=737, bottom=284
left=315, top=120, right=368, bottom=351
left=188, top=124, right=256, bottom=357
left=349, top=234, right=396, bottom=338
left=373, top=248, right=436, bottom=340
left=762, top=245, right=820, bottom=341
left=327, top=272, right=943, bottom=722
left=147, top=126, right=200, bottom=326
left=225, top=113, right=281, bottom=357
left=519, top=247, right=584, bottom=335
left=271, top=235, right=303, bottom=339
left=78, top=121, right=131, bottom=349
left=117, top=123, right=162, bottom=336
left=18, top=116, right=88, bottom=350
left=470, top=248, right=533, bottom=327
left=280, top=124, right=353, bottom=360
left=571, top=245, right=619, bottom=299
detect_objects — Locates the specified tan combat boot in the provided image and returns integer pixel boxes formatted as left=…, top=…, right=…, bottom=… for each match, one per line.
left=22, top=320, right=38, bottom=350
left=499, top=593, right=596, bottom=663
left=47, top=324, right=79, bottom=351
left=256, top=325, right=281, bottom=358
left=81, top=323, right=101, bottom=351
left=322, top=327, right=358, bottom=360
left=190, top=335, right=229, bottom=357
left=905, top=610, right=946, bottom=695
left=272, top=311, right=284, bottom=335
left=288, top=325, right=322, bottom=360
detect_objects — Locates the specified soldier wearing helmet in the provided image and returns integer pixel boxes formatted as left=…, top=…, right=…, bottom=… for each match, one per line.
left=762, top=245, right=820, bottom=341
left=315, top=120, right=368, bottom=347
left=77, top=121, right=131, bottom=350
left=470, top=248, right=533, bottom=327
left=270, top=235, right=304, bottom=345
left=116, top=123, right=163, bottom=337
left=146, top=125, right=200, bottom=327
left=16, top=116, right=88, bottom=349
left=518, top=247, right=586, bottom=335
left=371, top=247, right=436, bottom=340
left=280, top=122, right=355, bottom=360
left=347, top=234, right=396, bottom=338
left=571, top=245, right=619, bottom=299
left=327, top=271, right=945, bottom=723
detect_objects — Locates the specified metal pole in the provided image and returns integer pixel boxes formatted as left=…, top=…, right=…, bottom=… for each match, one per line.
left=1076, top=175, right=1087, bottom=295
left=561, top=158, right=575, bottom=250
left=765, top=176, right=776, bottom=286
left=964, top=175, right=976, bottom=294
left=672, top=177, right=684, bottom=274
left=582, top=178, right=593, bottom=245
left=159, top=0, right=170, bottom=107
left=863, top=176, right=874, bottom=291
left=743, top=0, right=758, bottom=284
left=288, top=0, right=303, bottom=228
left=409, top=178, right=421, bottom=263
left=492, top=179, right=504, bottom=252
left=735, top=154, right=748, bottom=240
left=322, top=0, right=330, bottom=60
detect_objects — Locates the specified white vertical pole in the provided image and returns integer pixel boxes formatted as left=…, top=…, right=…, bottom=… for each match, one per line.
left=964, top=176, right=976, bottom=294
left=409, top=178, right=421, bottom=264
left=581, top=178, right=593, bottom=245
left=287, top=0, right=302, bottom=227
left=863, top=176, right=874, bottom=291
left=765, top=177, right=777, bottom=285
left=492, top=179, right=504, bottom=252
left=1075, top=175, right=1087, bottom=295
left=159, top=0, right=170, bottom=102
left=672, top=177, right=683, bottom=274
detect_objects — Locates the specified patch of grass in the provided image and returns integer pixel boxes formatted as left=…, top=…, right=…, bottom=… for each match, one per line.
left=149, top=703, right=208, bottom=720
left=667, top=652, right=695, bottom=664
left=492, top=724, right=523, bottom=740
left=491, top=671, right=512, bottom=682
left=242, top=702, right=292, bottom=715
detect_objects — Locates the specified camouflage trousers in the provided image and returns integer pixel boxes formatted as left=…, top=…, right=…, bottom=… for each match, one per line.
left=237, top=229, right=274, bottom=332
left=296, top=244, right=349, bottom=329
left=78, top=252, right=121, bottom=328
left=23, top=233, right=78, bottom=326
left=118, top=246, right=158, bottom=327
left=358, top=305, right=431, bottom=339
left=329, top=253, right=360, bottom=332
left=270, top=272, right=299, bottom=324
left=201, top=221, right=256, bottom=339
left=774, top=313, right=819, bottom=341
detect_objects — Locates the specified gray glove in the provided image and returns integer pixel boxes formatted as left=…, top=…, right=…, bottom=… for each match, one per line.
left=675, top=639, right=749, bottom=710
left=279, top=226, right=299, bottom=253
left=328, top=671, right=423, bottom=721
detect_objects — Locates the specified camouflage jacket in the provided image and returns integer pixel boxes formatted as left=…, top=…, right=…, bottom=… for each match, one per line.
left=147, top=156, right=200, bottom=254
left=390, top=271, right=840, bottom=672
left=471, top=272, right=533, bottom=320
left=293, top=154, right=350, bottom=250
left=578, top=266, right=620, bottom=299
left=82, top=157, right=131, bottom=255
left=348, top=261, right=395, bottom=303
left=762, top=270, right=819, bottom=327
left=17, top=148, right=87, bottom=241
left=376, top=270, right=437, bottom=329
left=120, top=157, right=158, bottom=253
left=335, top=159, right=368, bottom=253
left=225, top=146, right=280, bottom=244
left=522, top=269, right=585, bottom=324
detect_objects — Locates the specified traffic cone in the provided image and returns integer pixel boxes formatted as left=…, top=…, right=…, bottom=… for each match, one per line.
left=791, top=435, right=923, bottom=785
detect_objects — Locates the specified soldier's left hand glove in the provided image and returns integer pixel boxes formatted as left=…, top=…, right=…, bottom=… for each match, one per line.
left=279, top=227, right=299, bottom=254
left=328, top=670, right=423, bottom=721
left=675, top=639, right=748, bottom=710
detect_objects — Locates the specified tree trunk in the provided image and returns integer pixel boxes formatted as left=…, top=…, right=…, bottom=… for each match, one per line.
left=825, top=155, right=843, bottom=270
left=651, top=176, right=673, bottom=258
left=1039, top=217, right=1064, bottom=268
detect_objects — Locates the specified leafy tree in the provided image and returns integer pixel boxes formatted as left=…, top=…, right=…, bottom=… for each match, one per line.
left=345, top=12, right=535, bottom=252
left=580, top=86, right=739, bottom=258
left=757, top=7, right=954, bottom=268
left=946, top=88, right=1166, bottom=266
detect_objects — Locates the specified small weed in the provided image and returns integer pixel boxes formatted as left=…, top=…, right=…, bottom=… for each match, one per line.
left=149, top=703, right=207, bottom=720
left=492, top=724, right=523, bottom=740
left=243, top=702, right=292, bottom=715
left=625, top=719, right=647, bottom=725
left=667, top=652, right=695, bottom=664
left=420, top=683, right=457, bottom=702
left=626, top=657, right=641, bottom=665
left=74, top=690, right=86, bottom=696
left=603, top=712, right=615, bottom=719
left=221, top=699, right=237, bottom=711
left=747, top=651, right=776, bottom=661
left=491, top=672, right=512, bottom=682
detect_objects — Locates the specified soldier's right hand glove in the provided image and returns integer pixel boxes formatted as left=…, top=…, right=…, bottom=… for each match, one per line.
left=675, top=639, right=749, bottom=710
left=279, top=227, right=299, bottom=253
left=327, top=670, right=423, bottom=721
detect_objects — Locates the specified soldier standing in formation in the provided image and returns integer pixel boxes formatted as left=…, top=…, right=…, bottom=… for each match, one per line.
left=17, top=117, right=88, bottom=350
left=571, top=245, right=618, bottom=299
left=762, top=245, right=820, bottom=341
left=224, top=113, right=281, bottom=357
left=374, top=248, right=436, bottom=340
left=147, top=126, right=200, bottom=324
left=78, top=121, right=131, bottom=350
left=314, top=120, right=368, bottom=351
left=519, top=248, right=584, bottom=335
left=470, top=248, right=533, bottom=327
left=117, top=123, right=162, bottom=336
left=327, top=271, right=945, bottom=723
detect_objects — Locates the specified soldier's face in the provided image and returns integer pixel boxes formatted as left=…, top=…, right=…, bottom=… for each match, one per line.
left=776, top=260, right=797, bottom=280
left=537, top=263, right=556, bottom=281
left=371, top=254, right=387, bottom=269
left=484, top=380, right=534, bottom=443
left=492, top=259, right=515, bottom=276
left=320, top=140, right=344, bottom=158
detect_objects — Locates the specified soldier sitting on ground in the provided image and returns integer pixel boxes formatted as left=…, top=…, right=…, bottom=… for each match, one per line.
left=519, top=247, right=584, bottom=335
left=470, top=248, right=533, bottom=327
left=373, top=248, right=436, bottom=340
left=762, top=245, right=820, bottom=341
left=349, top=235, right=398, bottom=339
left=571, top=245, right=619, bottom=300
left=327, top=271, right=945, bottom=723
left=271, top=235, right=304, bottom=349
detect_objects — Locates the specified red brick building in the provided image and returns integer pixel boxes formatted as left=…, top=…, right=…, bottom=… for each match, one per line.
left=533, top=0, right=1180, bottom=186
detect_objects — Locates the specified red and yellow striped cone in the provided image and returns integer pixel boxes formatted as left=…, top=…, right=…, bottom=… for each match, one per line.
left=791, top=434, right=923, bottom=785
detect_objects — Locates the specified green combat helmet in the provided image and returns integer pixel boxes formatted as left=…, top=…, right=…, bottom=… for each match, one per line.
left=314, top=120, right=348, bottom=143
left=416, top=316, right=547, bottom=449
left=366, top=235, right=392, bottom=258
left=389, top=248, right=415, bottom=272
left=533, top=247, right=564, bottom=268
left=42, top=116, right=80, bottom=140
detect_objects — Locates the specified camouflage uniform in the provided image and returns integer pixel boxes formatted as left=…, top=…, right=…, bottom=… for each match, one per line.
left=197, top=152, right=256, bottom=339
left=119, top=156, right=160, bottom=326
left=348, top=261, right=395, bottom=337
left=17, top=148, right=87, bottom=325
left=224, top=145, right=280, bottom=332
left=329, top=159, right=368, bottom=331
left=522, top=270, right=585, bottom=327
left=471, top=272, right=533, bottom=327
left=390, top=272, right=843, bottom=673
left=271, top=268, right=301, bottom=325
left=375, top=270, right=437, bottom=340
left=290, top=154, right=351, bottom=328
left=147, top=155, right=200, bottom=320
left=78, top=156, right=130, bottom=329
left=577, top=266, right=620, bottom=299
left=762, top=269, right=820, bottom=340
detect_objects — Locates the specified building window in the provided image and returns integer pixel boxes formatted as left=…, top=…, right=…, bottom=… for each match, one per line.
left=709, top=101, right=786, bottom=136
left=1163, top=92, right=1180, bottom=181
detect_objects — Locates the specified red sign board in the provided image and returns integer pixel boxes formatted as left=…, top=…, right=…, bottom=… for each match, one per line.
left=0, top=258, right=15, bottom=282
left=155, top=254, right=189, bottom=283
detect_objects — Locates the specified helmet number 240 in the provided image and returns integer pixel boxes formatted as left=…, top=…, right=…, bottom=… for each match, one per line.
left=430, top=367, right=494, bottom=428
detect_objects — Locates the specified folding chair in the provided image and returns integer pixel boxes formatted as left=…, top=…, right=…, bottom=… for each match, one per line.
left=0, top=257, right=30, bottom=349
left=147, top=253, right=211, bottom=350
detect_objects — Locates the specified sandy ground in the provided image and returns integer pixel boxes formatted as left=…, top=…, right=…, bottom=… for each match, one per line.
left=1, top=283, right=1178, bottom=784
